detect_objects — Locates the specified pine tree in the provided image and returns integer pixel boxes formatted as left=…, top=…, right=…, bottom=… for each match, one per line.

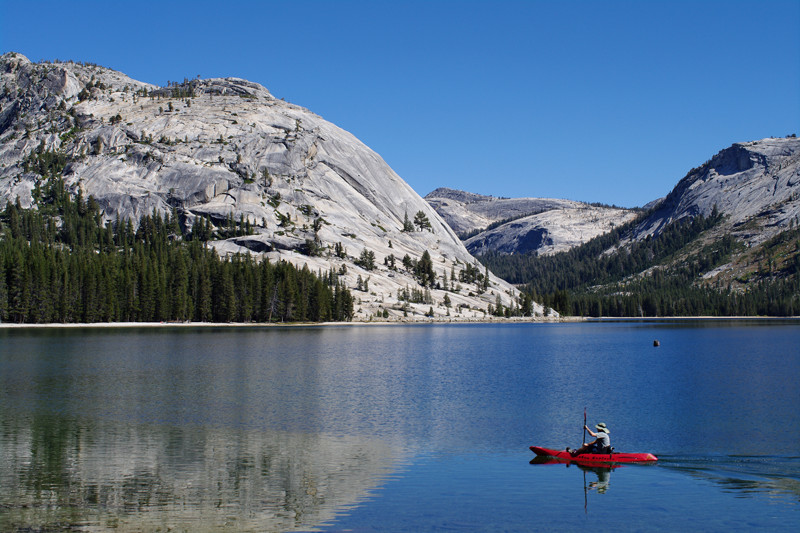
left=413, top=211, right=432, bottom=232
left=416, top=250, right=436, bottom=287
left=402, top=211, right=414, bottom=232
left=356, top=249, right=376, bottom=270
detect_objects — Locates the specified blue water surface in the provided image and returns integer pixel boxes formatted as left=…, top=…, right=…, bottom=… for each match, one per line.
left=1, top=320, right=799, bottom=531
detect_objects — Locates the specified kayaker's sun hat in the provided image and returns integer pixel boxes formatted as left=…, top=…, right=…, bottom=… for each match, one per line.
left=595, top=422, right=609, bottom=433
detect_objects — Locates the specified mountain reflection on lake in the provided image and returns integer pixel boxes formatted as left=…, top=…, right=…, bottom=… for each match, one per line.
left=0, top=414, right=402, bottom=532
left=1, top=322, right=799, bottom=532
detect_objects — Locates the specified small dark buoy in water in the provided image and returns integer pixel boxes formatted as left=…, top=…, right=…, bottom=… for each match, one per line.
left=653, top=340, right=660, bottom=347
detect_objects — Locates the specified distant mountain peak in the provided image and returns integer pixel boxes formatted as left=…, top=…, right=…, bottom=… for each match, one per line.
left=425, top=187, right=495, bottom=203
left=639, top=137, right=800, bottom=240
left=426, top=187, right=635, bottom=255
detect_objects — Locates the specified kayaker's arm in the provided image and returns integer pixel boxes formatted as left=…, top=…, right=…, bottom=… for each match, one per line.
left=584, top=425, right=598, bottom=438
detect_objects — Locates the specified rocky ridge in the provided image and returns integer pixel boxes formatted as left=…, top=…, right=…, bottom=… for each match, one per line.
left=629, top=136, right=800, bottom=285
left=0, top=53, right=544, bottom=320
left=425, top=187, right=637, bottom=255
left=637, top=137, right=800, bottom=243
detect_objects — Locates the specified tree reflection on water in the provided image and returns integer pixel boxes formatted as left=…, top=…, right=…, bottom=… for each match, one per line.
left=0, top=413, right=403, bottom=532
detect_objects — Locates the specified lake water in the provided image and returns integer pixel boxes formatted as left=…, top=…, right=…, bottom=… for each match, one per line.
left=1, top=321, right=799, bottom=531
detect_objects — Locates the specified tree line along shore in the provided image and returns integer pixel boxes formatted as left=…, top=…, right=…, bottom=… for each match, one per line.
left=0, top=178, right=354, bottom=324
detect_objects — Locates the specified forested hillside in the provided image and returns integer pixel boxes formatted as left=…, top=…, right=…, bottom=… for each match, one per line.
left=479, top=209, right=800, bottom=317
left=477, top=137, right=800, bottom=317
left=0, top=178, right=354, bottom=324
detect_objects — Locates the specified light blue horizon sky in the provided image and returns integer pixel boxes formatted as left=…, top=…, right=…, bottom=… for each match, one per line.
left=2, top=0, right=798, bottom=207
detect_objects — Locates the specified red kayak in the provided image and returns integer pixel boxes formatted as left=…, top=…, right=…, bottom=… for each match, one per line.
left=530, top=446, right=657, bottom=464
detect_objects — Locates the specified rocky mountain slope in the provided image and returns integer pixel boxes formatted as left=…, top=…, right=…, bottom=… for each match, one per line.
left=631, top=136, right=800, bottom=286
left=425, top=188, right=637, bottom=255
left=479, top=136, right=800, bottom=316
left=638, top=137, right=800, bottom=242
left=0, top=53, right=543, bottom=320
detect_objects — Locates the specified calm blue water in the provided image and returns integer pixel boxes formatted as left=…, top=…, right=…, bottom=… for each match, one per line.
left=1, top=321, right=799, bottom=531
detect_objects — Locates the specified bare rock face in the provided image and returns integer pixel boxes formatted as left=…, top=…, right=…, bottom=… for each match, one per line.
left=426, top=188, right=637, bottom=255
left=425, top=188, right=585, bottom=236
left=637, top=137, right=800, bottom=246
left=464, top=205, right=638, bottom=255
left=0, top=52, right=546, bottom=320
left=428, top=138, right=800, bottom=260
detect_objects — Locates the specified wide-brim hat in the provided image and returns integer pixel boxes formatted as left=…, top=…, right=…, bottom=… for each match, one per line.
left=595, top=422, right=609, bottom=433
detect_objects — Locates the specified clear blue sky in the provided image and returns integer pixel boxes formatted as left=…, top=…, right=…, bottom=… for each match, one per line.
left=2, top=0, right=798, bottom=207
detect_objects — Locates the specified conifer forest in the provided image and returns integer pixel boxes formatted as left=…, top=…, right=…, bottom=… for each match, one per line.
left=0, top=178, right=354, bottom=324
left=480, top=211, right=800, bottom=317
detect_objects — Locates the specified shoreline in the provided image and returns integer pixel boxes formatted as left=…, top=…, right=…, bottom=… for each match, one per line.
left=1, top=315, right=797, bottom=329
left=0, top=316, right=576, bottom=329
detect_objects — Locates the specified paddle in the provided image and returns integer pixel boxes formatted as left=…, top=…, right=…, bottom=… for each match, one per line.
left=583, top=410, right=588, bottom=513
left=583, top=408, right=587, bottom=446
left=579, top=410, right=592, bottom=513
left=584, top=469, right=588, bottom=513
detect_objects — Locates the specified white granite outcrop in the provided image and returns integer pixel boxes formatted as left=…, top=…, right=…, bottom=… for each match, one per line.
left=0, top=53, right=545, bottom=320
left=427, top=137, right=800, bottom=261
left=637, top=137, right=800, bottom=246
left=426, top=188, right=637, bottom=255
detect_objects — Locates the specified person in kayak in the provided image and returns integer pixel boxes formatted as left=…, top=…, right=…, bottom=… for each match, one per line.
left=568, top=422, right=611, bottom=456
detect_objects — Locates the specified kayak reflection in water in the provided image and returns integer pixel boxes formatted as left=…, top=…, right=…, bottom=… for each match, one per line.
left=569, top=422, right=611, bottom=456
